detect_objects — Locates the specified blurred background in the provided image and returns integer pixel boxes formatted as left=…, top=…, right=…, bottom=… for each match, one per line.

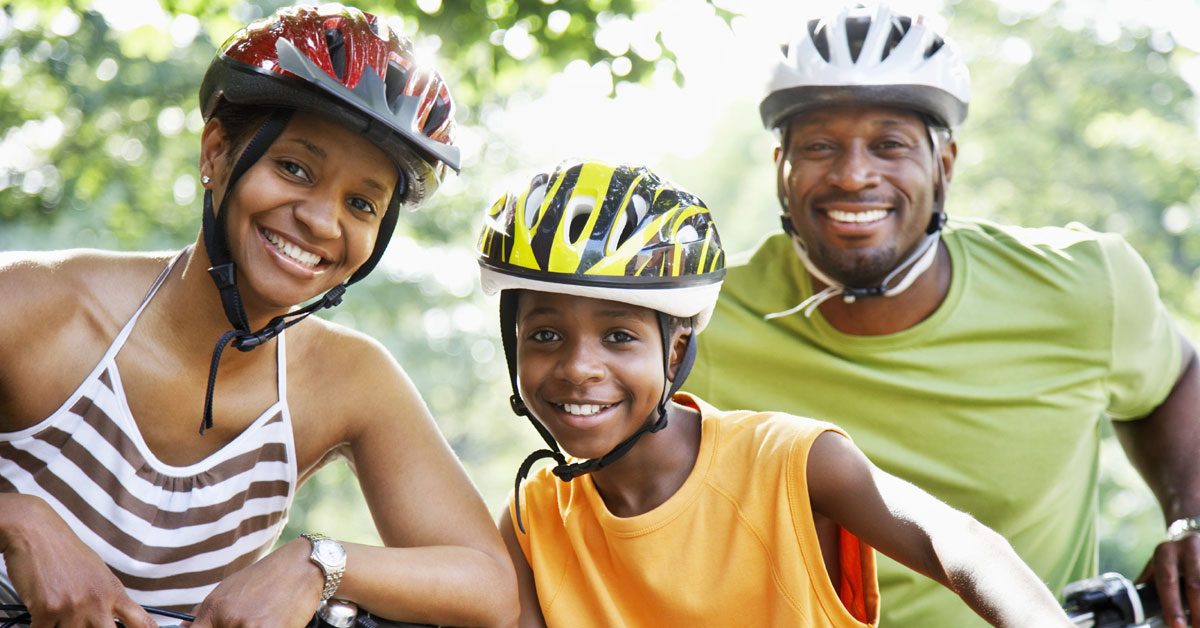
left=1, top=0, right=1197, bottom=586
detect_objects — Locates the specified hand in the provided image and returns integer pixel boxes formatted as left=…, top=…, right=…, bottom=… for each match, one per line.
left=0, top=495, right=155, bottom=628
left=1141, top=533, right=1200, bottom=628
left=188, top=538, right=323, bottom=628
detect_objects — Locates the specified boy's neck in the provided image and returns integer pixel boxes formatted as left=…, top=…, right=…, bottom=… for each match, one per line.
left=589, top=401, right=702, bottom=518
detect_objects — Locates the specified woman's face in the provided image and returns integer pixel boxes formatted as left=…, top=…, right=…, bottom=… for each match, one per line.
left=201, top=111, right=398, bottom=312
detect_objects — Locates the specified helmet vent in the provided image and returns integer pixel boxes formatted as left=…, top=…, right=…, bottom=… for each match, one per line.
left=385, top=61, right=409, bottom=111
left=423, top=95, right=451, bottom=135
left=324, top=29, right=347, bottom=80
left=565, top=195, right=595, bottom=244
left=676, top=224, right=700, bottom=244
left=630, top=192, right=649, bottom=226
left=845, top=16, right=870, bottom=62
left=808, top=19, right=831, bottom=62
left=524, top=181, right=547, bottom=231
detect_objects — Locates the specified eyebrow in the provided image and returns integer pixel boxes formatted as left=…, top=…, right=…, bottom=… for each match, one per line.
left=280, top=138, right=390, bottom=195
left=522, top=305, right=646, bottom=321
left=283, top=138, right=327, bottom=160
left=792, top=112, right=918, bottom=128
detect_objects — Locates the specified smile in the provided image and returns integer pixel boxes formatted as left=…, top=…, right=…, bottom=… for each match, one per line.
left=262, top=228, right=324, bottom=269
left=826, top=209, right=890, bottom=224
left=555, top=402, right=615, bottom=416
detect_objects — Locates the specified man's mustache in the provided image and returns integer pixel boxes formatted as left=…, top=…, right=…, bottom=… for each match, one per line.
left=810, top=193, right=899, bottom=206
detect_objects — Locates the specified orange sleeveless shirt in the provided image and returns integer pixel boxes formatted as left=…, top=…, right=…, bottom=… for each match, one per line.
left=512, top=393, right=879, bottom=627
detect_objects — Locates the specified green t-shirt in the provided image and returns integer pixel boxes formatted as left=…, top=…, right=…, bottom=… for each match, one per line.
left=687, top=218, right=1182, bottom=627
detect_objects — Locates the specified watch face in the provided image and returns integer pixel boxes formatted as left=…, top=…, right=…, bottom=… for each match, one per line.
left=316, top=540, right=346, bottom=565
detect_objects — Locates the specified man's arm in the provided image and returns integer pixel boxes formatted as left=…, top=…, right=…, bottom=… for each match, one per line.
left=807, top=431, right=1072, bottom=627
left=1113, top=333, right=1200, bottom=628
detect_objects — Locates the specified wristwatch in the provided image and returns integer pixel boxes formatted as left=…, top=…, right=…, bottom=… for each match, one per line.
left=1167, top=515, right=1200, bottom=542
left=301, top=533, right=347, bottom=602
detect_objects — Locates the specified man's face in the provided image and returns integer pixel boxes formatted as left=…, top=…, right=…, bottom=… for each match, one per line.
left=776, top=105, right=950, bottom=287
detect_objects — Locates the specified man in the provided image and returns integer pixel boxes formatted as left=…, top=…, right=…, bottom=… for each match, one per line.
left=686, top=5, right=1200, bottom=627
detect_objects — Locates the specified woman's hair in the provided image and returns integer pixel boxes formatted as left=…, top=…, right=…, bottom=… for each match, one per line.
left=207, top=98, right=286, bottom=171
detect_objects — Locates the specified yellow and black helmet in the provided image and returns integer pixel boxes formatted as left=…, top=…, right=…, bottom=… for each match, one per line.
left=477, top=160, right=725, bottom=329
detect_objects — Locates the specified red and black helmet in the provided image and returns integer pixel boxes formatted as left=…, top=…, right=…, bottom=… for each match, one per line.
left=199, top=3, right=460, bottom=204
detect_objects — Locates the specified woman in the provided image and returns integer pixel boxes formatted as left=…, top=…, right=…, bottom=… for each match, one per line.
left=0, top=5, right=517, bottom=627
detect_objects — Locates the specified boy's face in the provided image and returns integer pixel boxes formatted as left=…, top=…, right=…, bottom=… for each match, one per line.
left=516, top=290, right=682, bottom=460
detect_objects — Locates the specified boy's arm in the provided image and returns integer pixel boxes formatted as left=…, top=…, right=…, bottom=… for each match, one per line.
left=807, top=431, right=1072, bottom=628
left=498, top=508, right=548, bottom=628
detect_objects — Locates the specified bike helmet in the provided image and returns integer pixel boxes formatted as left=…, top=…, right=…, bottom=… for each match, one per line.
left=760, top=3, right=969, bottom=132
left=194, top=4, right=460, bottom=434
left=478, top=160, right=725, bottom=531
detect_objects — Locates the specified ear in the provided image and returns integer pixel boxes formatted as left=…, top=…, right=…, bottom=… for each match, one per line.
left=940, top=137, right=958, bottom=184
left=665, top=325, right=694, bottom=382
left=774, top=144, right=791, bottom=214
left=199, top=118, right=230, bottom=189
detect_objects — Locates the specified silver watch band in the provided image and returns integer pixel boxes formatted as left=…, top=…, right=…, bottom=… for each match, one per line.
left=1166, top=515, right=1200, bottom=542
left=302, top=533, right=346, bottom=602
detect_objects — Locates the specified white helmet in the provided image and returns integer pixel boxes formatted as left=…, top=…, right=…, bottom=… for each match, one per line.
left=760, top=4, right=970, bottom=131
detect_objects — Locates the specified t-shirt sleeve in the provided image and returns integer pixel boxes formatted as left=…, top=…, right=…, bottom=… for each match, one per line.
left=1099, top=232, right=1183, bottom=419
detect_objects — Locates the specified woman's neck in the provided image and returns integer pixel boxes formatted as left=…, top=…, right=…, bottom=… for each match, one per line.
left=143, top=236, right=293, bottom=367
left=588, top=401, right=702, bottom=518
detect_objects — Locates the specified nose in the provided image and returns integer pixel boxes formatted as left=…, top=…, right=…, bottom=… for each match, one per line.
left=557, top=338, right=605, bottom=386
left=293, top=191, right=341, bottom=241
left=826, top=143, right=881, bottom=191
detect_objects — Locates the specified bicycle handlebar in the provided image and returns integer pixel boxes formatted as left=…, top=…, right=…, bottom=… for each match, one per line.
left=0, top=599, right=439, bottom=628
left=1063, top=572, right=1179, bottom=628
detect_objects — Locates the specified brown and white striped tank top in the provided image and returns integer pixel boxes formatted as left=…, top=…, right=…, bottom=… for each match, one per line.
left=0, top=251, right=297, bottom=613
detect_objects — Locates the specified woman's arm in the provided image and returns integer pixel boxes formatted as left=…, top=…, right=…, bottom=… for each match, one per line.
left=807, top=431, right=1071, bottom=627
left=0, top=494, right=156, bottom=628
left=338, top=339, right=518, bottom=626
left=194, top=330, right=518, bottom=627
left=498, top=507, right=547, bottom=628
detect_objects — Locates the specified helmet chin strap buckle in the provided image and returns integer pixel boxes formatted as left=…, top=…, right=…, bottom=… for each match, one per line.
left=509, top=395, right=530, bottom=417
left=841, top=286, right=886, bottom=303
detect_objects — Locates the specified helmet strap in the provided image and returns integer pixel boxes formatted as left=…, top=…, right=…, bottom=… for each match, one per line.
left=203, top=109, right=294, bottom=333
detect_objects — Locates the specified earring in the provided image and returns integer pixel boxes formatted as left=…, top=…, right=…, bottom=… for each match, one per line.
left=201, top=175, right=212, bottom=186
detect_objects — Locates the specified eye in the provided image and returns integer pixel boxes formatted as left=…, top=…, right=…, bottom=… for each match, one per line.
left=529, top=329, right=560, bottom=343
left=603, top=330, right=636, bottom=344
left=347, top=196, right=378, bottom=216
left=799, top=140, right=836, bottom=156
left=278, top=159, right=311, bottom=182
left=874, top=138, right=912, bottom=154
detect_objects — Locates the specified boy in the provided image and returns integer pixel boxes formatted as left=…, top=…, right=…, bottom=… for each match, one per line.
left=477, top=160, right=1071, bottom=627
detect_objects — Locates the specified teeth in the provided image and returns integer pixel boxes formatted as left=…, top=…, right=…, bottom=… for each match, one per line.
left=264, top=230, right=321, bottom=268
left=827, top=209, right=889, bottom=224
left=559, top=403, right=611, bottom=416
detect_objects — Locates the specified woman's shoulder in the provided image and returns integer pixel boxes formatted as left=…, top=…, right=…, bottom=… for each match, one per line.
left=287, top=315, right=414, bottom=403
left=2, top=248, right=172, bottom=289
left=0, top=249, right=179, bottom=427
left=1, top=248, right=173, bottom=322
left=293, top=315, right=395, bottom=367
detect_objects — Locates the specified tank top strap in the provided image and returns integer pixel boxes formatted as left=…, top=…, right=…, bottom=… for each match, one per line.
left=275, top=325, right=288, bottom=404
left=99, top=247, right=190, bottom=364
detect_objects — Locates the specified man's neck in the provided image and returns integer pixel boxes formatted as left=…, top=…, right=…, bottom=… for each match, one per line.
left=814, top=241, right=953, bottom=336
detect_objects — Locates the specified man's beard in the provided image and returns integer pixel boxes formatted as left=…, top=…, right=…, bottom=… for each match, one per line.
left=806, top=239, right=899, bottom=288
